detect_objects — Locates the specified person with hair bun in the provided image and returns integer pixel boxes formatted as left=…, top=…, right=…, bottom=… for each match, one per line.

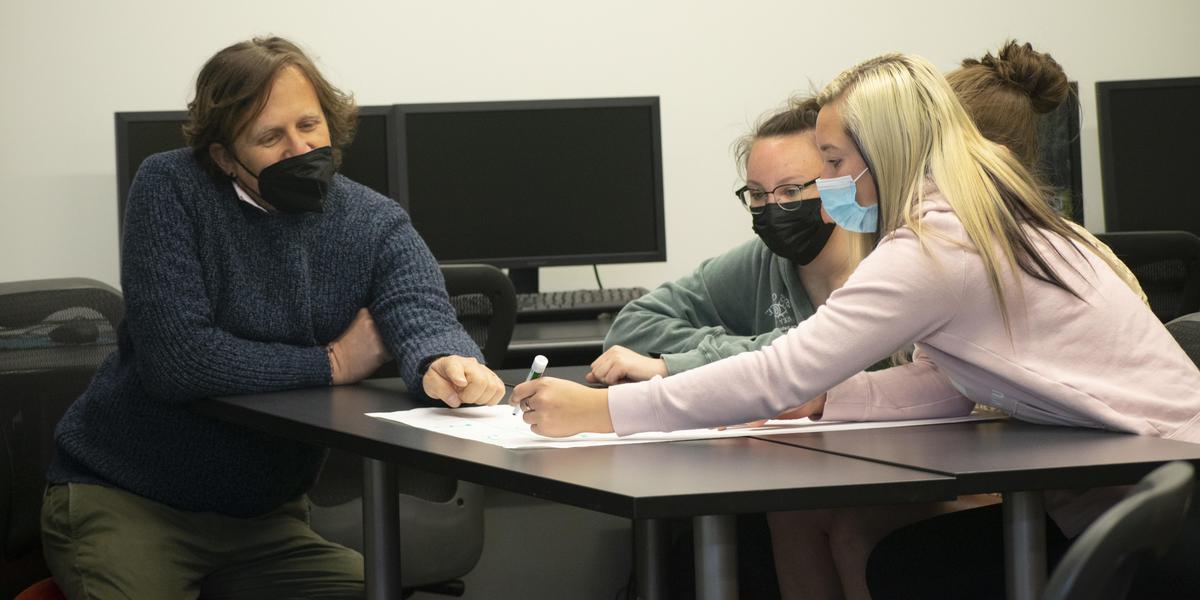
left=949, top=39, right=1071, bottom=168
left=41, top=36, right=504, bottom=599
left=951, top=40, right=1146, bottom=303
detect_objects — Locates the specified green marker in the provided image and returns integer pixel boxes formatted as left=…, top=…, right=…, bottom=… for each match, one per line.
left=513, top=354, right=549, bottom=415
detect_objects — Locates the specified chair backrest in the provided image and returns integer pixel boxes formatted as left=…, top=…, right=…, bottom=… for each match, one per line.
left=1043, top=461, right=1195, bottom=600
left=1166, top=312, right=1200, bottom=368
left=0, top=278, right=123, bottom=596
left=439, top=264, right=516, bottom=367
left=1095, top=231, right=1200, bottom=323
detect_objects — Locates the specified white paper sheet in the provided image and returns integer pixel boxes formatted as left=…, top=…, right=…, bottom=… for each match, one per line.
left=366, top=405, right=1003, bottom=449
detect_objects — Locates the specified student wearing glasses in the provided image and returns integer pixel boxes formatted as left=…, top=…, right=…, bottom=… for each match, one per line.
left=584, top=98, right=883, bottom=595
left=587, top=97, right=871, bottom=391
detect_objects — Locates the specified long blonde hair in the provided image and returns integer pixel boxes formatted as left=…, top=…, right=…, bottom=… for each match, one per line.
left=815, top=54, right=1123, bottom=326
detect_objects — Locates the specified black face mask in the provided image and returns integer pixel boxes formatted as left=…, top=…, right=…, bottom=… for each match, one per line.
left=233, top=146, right=335, bottom=214
left=751, top=201, right=836, bottom=265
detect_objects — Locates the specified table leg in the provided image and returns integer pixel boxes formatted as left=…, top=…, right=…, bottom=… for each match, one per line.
left=1003, top=490, right=1046, bottom=600
left=693, top=515, right=738, bottom=600
left=635, top=518, right=669, bottom=599
left=363, top=458, right=402, bottom=600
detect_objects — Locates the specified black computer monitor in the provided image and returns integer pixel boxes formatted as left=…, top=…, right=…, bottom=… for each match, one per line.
left=393, top=97, right=666, bottom=293
left=1036, top=82, right=1084, bottom=224
left=114, top=105, right=397, bottom=241
left=1096, top=77, right=1200, bottom=235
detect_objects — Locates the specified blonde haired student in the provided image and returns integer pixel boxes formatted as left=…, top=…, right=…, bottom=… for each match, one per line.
left=858, top=42, right=1171, bottom=599
left=512, top=50, right=1200, bottom=594
left=766, top=40, right=1155, bottom=600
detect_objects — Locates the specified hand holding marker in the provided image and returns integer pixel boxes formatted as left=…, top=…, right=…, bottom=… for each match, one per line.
left=513, top=354, right=549, bottom=415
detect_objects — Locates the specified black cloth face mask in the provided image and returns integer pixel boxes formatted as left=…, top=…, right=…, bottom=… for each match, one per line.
left=233, top=146, right=336, bottom=214
left=751, top=200, right=836, bottom=266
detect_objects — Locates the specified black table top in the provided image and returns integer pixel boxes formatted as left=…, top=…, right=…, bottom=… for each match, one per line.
left=195, top=372, right=955, bottom=519
left=766, top=419, right=1200, bottom=494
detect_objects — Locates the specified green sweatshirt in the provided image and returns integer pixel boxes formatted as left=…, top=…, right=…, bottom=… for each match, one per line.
left=605, top=238, right=816, bottom=374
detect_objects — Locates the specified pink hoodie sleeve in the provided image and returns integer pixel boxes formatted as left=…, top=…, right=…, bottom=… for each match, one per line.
left=821, top=347, right=974, bottom=421
left=608, top=225, right=970, bottom=436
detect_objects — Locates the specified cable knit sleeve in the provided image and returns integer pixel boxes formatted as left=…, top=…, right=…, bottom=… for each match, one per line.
left=368, top=214, right=483, bottom=391
left=120, top=154, right=332, bottom=403
left=607, top=222, right=969, bottom=435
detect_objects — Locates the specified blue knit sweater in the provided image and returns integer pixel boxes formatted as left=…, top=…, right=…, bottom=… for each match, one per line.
left=48, top=148, right=482, bottom=517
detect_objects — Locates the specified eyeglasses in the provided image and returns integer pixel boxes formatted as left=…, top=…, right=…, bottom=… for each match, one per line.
left=735, top=179, right=819, bottom=214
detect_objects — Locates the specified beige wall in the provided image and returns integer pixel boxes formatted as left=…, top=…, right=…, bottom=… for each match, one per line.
left=2, top=0, right=1199, bottom=290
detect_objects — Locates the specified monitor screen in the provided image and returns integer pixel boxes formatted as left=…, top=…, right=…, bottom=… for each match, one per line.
left=394, top=97, right=666, bottom=276
left=1036, top=82, right=1083, bottom=224
left=1096, top=77, right=1200, bottom=235
left=114, top=105, right=396, bottom=240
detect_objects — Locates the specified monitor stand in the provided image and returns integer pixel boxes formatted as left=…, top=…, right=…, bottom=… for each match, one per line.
left=508, top=267, right=538, bottom=295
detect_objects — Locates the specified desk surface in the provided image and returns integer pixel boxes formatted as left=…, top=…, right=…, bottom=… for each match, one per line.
left=195, top=375, right=955, bottom=520
left=769, top=420, right=1200, bottom=494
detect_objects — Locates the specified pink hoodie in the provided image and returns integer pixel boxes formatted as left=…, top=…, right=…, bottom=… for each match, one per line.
left=612, top=191, right=1199, bottom=436
left=609, top=189, right=1200, bottom=533
left=611, top=190, right=1199, bottom=435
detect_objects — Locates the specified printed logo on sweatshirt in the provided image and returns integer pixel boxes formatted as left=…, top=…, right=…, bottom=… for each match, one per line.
left=765, top=293, right=795, bottom=328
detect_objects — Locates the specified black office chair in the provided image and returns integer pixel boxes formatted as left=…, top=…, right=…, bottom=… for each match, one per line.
left=1067, top=312, right=1200, bottom=599
left=1043, top=461, right=1195, bottom=600
left=308, top=264, right=516, bottom=597
left=1095, top=231, right=1200, bottom=323
left=0, top=278, right=124, bottom=598
left=1166, top=312, right=1200, bottom=367
left=439, top=264, right=517, bottom=367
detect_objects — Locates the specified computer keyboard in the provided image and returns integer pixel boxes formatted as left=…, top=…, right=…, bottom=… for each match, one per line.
left=516, top=287, right=650, bottom=321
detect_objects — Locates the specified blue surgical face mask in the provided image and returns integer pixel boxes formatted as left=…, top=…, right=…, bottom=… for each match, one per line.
left=815, top=167, right=876, bottom=233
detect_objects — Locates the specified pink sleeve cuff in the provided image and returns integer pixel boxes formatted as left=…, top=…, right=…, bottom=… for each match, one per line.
left=820, top=372, right=872, bottom=421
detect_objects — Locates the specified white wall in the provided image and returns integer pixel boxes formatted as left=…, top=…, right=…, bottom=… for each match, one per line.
left=2, top=0, right=1198, bottom=292
left=2, top=3, right=1197, bottom=598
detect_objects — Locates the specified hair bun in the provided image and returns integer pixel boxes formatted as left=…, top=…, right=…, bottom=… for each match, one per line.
left=972, top=40, right=1069, bottom=114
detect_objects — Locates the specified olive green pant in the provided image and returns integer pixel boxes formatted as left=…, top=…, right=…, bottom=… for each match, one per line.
left=41, top=483, right=364, bottom=600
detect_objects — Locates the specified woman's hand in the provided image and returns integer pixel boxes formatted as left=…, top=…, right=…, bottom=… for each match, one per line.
left=586, top=345, right=667, bottom=385
left=511, top=377, right=614, bottom=438
left=775, top=395, right=826, bottom=420
left=422, top=356, right=506, bottom=408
